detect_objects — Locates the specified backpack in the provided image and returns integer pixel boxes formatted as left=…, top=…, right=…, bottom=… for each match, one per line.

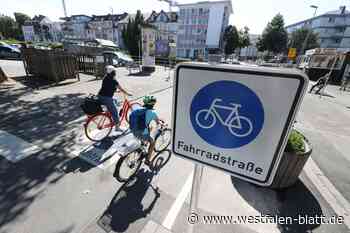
left=129, top=108, right=147, bottom=133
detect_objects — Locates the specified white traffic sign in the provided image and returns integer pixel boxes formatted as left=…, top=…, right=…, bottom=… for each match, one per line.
left=172, top=63, right=308, bottom=186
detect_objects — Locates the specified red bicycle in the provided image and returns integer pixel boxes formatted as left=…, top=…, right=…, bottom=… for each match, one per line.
left=84, top=94, right=141, bottom=142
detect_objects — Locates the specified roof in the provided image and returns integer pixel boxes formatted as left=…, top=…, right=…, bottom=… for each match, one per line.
left=32, top=15, right=46, bottom=22
left=60, top=14, right=91, bottom=21
left=90, top=13, right=128, bottom=22
left=177, top=0, right=233, bottom=14
left=146, top=10, right=178, bottom=23
left=119, top=12, right=151, bottom=24
left=286, top=6, right=350, bottom=28
left=23, top=15, right=49, bottom=26
left=94, top=39, right=117, bottom=47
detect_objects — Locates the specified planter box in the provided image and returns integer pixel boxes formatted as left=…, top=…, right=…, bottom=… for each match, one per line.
left=270, top=138, right=312, bottom=189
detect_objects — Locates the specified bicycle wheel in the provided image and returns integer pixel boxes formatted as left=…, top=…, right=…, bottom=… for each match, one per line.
left=228, top=116, right=253, bottom=138
left=154, top=128, right=172, bottom=152
left=85, top=113, right=113, bottom=142
left=114, top=150, right=143, bottom=182
left=195, top=109, right=216, bottom=129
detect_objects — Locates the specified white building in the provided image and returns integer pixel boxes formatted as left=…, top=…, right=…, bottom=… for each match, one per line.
left=145, top=10, right=178, bottom=57
left=286, top=6, right=350, bottom=50
left=240, top=34, right=259, bottom=59
left=176, top=0, right=233, bottom=59
left=22, top=15, right=63, bottom=42
left=86, top=13, right=128, bottom=46
left=60, top=15, right=91, bottom=39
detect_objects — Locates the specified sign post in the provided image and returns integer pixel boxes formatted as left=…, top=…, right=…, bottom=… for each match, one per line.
left=172, top=63, right=308, bottom=186
left=187, top=164, right=203, bottom=233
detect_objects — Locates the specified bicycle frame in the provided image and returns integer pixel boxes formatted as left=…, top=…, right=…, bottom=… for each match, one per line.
left=84, top=95, right=135, bottom=129
left=206, top=98, right=242, bottom=128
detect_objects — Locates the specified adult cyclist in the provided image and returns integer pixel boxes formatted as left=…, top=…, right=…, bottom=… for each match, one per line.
left=98, top=65, right=132, bottom=131
left=130, top=96, right=164, bottom=165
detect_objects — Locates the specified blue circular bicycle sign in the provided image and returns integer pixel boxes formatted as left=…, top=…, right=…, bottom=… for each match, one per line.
left=190, top=80, right=265, bottom=148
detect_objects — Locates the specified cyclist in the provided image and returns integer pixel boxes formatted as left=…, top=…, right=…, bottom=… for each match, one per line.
left=98, top=65, right=132, bottom=130
left=130, top=95, right=164, bottom=165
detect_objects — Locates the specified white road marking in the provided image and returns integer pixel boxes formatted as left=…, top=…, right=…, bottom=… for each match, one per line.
left=0, top=130, right=41, bottom=162
left=304, top=157, right=350, bottom=227
left=162, top=170, right=194, bottom=230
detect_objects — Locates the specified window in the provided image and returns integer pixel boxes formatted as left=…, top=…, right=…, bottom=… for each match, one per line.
left=335, top=38, right=341, bottom=43
left=197, top=28, right=201, bottom=33
left=199, top=8, right=203, bottom=15
left=328, top=17, right=335, bottom=23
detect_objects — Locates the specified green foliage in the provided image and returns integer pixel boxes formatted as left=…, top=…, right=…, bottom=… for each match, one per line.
left=14, top=12, right=30, bottom=28
left=223, top=25, right=251, bottom=56
left=285, top=130, right=305, bottom=154
left=258, top=14, right=288, bottom=54
left=239, top=26, right=250, bottom=48
left=0, top=15, right=18, bottom=39
left=223, top=25, right=240, bottom=55
left=289, top=27, right=320, bottom=54
left=122, top=10, right=144, bottom=57
left=0, top=12, right=30, bottom=40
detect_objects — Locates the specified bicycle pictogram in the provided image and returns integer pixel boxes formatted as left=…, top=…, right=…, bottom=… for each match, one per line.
left=195, top=98, right=253, bottom=137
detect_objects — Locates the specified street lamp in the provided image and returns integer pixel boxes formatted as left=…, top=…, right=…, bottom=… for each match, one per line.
left=300, top=5, right=318, bottom=55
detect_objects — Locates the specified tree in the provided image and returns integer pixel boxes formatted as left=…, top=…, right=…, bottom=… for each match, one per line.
left=122, top=10, right=144, bottom=57
left=13, top=13, right=30, bottom=40
left=258, top=14, right=288, bottom=54
left=14, top=12, right=30, bottom=28
left=0, top=15, right=17, bottom=39
left=223, top=25, right=240, bottom=56
left=239, top=26, right=250, bottom=48
left=289, top=28, right=320, bottom=54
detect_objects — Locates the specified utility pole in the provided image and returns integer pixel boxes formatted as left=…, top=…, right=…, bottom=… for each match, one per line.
left=62, top=0, right=68, bottom=17
left=300, top=5, right=318, bottom=55
left=110, top=7, right=115, bottom=44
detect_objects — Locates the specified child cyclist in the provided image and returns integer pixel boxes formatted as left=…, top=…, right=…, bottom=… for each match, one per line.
left=129, top=95, right=165, bottom=165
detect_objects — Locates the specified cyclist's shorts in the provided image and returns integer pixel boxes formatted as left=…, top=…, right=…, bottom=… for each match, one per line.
left=132, top=129, right=159, bottom=143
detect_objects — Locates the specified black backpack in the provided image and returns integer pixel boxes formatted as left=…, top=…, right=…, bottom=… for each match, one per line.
left=80, top=96, right=102, bottom=115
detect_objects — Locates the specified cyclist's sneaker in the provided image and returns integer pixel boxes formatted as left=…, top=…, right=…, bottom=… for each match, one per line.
left=144, top=159, right=152, bottom=167
left=115, top=126, right=123, bottom=132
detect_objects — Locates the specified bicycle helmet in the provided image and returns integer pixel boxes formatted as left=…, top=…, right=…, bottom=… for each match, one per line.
left=143, top=95, right=157, bottom=108
left=106, top=65, right=116, bottom=74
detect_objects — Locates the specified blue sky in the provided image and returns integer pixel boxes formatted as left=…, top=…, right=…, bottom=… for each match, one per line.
left=1, top=0, right=349, bottom=34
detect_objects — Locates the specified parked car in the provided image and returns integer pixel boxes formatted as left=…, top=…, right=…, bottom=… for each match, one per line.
left=103, top=51, right=134, bottom=67
left=0, top=45, right=21, bottom=59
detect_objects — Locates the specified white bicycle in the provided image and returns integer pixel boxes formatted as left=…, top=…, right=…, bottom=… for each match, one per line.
left=195, top=98, right=253, bottom=137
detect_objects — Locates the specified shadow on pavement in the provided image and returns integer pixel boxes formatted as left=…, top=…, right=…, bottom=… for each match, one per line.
left=128, top=71, right=151, bottom=77
left=0, top=145, right=70, bottom=229
left=97, top=168, right=160, bottom=233
left=232, top=177, right=323, bottom=233
left=0, top=85, right=85, bottom=148
left=10, top=75, right=79, bottom=90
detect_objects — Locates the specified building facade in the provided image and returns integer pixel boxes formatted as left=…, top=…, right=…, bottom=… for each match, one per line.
left=22, top=15, right=63, bottom=42
left=145, top=10, right=178, bottom=57
left=60, top=15, right=91, bottom=39
left=176, top=0, right=233, bottom=59
left=239, top=34, right=259, bottom=59
left=86, top=13, right=128, bottom=46
left=286, top=6, right=350, bottom=50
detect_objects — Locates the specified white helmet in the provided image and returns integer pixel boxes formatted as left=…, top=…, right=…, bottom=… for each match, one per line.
left=106, top=65, right=116, bottom=74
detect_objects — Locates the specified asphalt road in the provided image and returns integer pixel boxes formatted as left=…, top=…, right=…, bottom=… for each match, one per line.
left=0, top=60, right=349, bottom=233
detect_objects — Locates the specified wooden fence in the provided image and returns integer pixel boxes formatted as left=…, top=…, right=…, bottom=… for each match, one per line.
left=76, top=54, right=97, bottom=74
left=22, top=48, right=79, bottom=83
